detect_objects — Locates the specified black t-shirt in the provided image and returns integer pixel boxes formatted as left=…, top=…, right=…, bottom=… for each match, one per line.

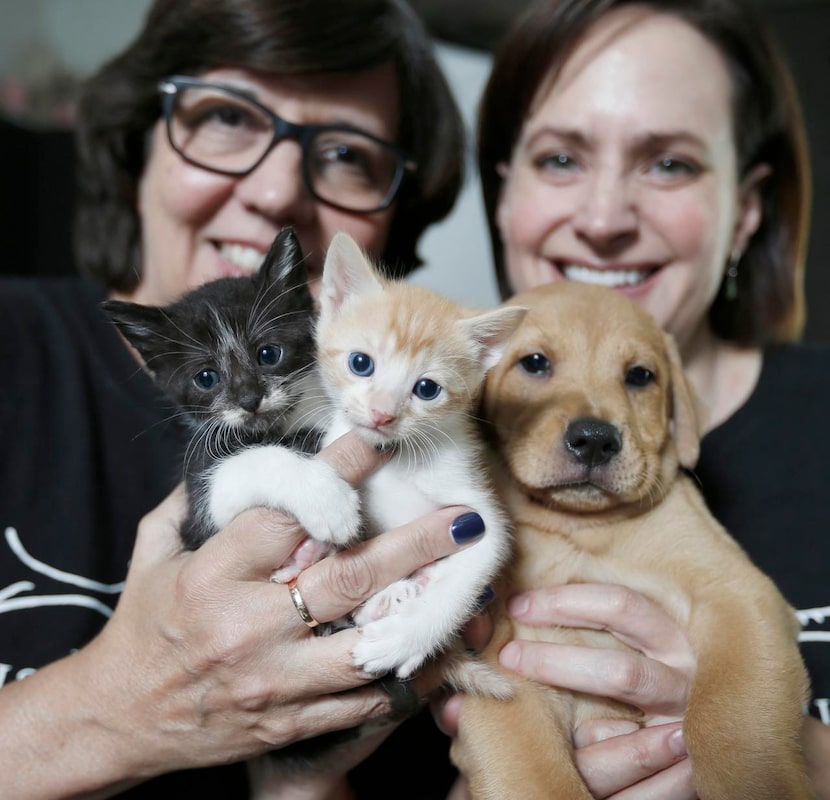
left=1, top=277, right=827, bottom=798
left=694, top=343, right=830, bottom=724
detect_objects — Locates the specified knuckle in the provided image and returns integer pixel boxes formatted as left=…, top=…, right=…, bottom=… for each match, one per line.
left=604, top=585, right=642, bottom=619
left=329, top=550, right=378, bottom=605
left=405, top=520, right=443, bottom=565
left=604, top=652, right=651, bottom=698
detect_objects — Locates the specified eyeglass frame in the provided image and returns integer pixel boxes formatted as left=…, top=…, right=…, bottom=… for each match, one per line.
left=157, top=75, right=416, bottom=214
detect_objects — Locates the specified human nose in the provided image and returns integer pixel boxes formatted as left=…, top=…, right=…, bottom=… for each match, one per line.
left=572, top=169, right=638, bottom=250
left=233, top=140, right=315, bottom=224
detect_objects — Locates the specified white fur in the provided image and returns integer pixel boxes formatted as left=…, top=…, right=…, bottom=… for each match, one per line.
left=322, top=409, right=511, bottom=678
left=207, top=446, right=361, bottom=546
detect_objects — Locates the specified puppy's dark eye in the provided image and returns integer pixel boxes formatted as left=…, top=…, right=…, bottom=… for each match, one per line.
left=194, top=368, right=220, bottom=390
left=625, top=366, right=655, bottom=387
left=257, top=344, right=283, bottom=366
left=413, top=378, right=441, bottom=401
left=349, top=352, right=374, bottom=377
left=518, top=353, right=552, bottom=376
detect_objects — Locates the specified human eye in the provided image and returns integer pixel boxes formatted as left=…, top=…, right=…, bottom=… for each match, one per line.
left=311, top=131, right=388, bottom=189
left=533, top=151, right=580, bottom=174
left=179, top=91, right=263, bottom=131
left=646, top=155, right=701, bottom=183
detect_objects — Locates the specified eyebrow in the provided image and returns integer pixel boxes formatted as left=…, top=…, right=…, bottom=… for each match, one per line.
left=523, top=126, right=708, bottom=153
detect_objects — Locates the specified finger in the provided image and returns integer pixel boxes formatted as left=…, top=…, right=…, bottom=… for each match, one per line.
left=130, top=484, right=189, bottom=569
left=609, top=759, right=697, bottom=800
left=508, top=584, right=694, bottom=670
left=460, top=611, right=492, bottom=652
left=204, top=504, right=310, bottom=581
left=430, top=691, right=465, bottom=737
left=197, top=432, right=391, bottom=581
left=315, top=429, right=391, bottom=485
left=499, top=641, right=689, bottom=718
left=292, top=506, right=485, bottom=624
left=574, top=719, right=642, bottom=748
left=575, top=723, right=693, bottom=800
left=267, top=681, right=401, bottom=745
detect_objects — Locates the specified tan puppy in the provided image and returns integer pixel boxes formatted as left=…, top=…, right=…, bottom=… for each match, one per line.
left=450, top=282, right=812, bottom=800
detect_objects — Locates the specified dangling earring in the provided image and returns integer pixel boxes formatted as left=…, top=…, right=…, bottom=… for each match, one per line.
left=723, top=248, right=741, bottom=302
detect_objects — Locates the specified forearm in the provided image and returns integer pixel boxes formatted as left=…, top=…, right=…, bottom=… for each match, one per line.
left=0, top=646, right=148, bottom=800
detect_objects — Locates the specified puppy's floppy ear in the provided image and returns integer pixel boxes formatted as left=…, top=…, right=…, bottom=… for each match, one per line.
left=663, top=332, right=707, bottom=469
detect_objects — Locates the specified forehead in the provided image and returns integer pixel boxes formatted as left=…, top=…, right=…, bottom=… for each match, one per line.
left=196, top=64, right=400, bottom=140
left=524, top=7, right=735, bottom=150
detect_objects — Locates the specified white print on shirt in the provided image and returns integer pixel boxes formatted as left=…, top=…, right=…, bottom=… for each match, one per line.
left=797, top=605, right=830, bottom=723
left=1, top=526, right=125, bottom=686
left=1, top=527, right=124, bottom=615
left=2, top=524, right=829, bottom=723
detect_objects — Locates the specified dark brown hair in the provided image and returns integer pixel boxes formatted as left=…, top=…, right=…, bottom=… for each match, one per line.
left=478, top=0, right=811, bottom=344
left=75, top=0, right=465, bottom=290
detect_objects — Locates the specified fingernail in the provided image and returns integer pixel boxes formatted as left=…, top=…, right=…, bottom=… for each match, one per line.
left=450, top=512, right=485, bottom=544
left=474, top=585, right=495, bottom=614
left=668, top=728, right=687, bottom=757
left=499, top=641, right=520, bottom=670
left=508, top=594, right=530, bottom=617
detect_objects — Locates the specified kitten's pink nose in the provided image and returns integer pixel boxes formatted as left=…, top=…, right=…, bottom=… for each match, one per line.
left=370, top=409, right=396, bottom=428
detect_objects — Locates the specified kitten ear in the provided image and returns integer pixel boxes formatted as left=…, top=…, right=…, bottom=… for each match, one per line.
left=459, top=305, right=527, bottom=372
left=259, top=226, right=310, bottom=293
left=319, top=232, right=384, bottom=318
left=100, top=299, right=170, bottom=365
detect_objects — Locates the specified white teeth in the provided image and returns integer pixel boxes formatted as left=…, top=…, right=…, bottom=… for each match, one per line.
left=562, top=264, right=650, bottom=288
left=219, top=243, right=265, bottom=273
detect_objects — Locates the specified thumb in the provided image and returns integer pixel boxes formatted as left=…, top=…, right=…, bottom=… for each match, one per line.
left=129, top=484, right=188, bottom=572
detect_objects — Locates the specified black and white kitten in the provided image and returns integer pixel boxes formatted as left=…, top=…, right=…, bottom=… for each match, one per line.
left=101, top=227, right=354, bottom=551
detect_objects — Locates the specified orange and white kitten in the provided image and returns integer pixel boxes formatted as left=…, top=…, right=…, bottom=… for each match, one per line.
left=310, top=232, right=526, bottom=679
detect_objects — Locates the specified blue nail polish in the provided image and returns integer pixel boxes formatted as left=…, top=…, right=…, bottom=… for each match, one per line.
left=450, top=512, right=485, bottom=544
left=474, top=585, right=495, bottom=613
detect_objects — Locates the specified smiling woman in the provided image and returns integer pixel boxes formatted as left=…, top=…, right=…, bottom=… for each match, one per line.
left=432, top=1, right=830, bottom=798
left=0, top=1, right=474, bottom=799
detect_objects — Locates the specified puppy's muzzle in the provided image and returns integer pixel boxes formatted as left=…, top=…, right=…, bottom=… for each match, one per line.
left=565, top=417, right=622, bottom=467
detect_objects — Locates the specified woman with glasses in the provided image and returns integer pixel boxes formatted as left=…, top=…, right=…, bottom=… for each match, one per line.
left=0, top=1, right=472, bottom=798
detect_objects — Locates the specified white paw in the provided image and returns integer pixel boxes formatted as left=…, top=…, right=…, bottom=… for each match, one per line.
left=208, top=447, right=362, bottom=545
left=352, top=616, right=435, bottom=679
left=352, top=578, right=422, bottom=626
left=289, top=461, right=362, bottom=545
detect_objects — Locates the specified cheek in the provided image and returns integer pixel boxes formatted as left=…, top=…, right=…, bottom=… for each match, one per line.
left=138, top=129, right=235, bottom=299
left=649, top=181, right=735, bottom=273
left=146, top=151, right=232, bottom=229
left=498, top=176, right=560, bottom=248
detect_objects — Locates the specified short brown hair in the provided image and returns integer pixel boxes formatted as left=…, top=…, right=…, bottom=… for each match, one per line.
left=75, top=0, right=465, bottom=291
left=478, top=0, right=810, bottom=344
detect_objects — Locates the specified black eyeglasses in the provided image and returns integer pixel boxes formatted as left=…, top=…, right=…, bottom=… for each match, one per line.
left=158, top=75, right=416, bottom=214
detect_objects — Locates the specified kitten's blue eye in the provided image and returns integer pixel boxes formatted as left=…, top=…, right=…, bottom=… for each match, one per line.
left=626, top=365, right=655, bottom=387
left=413, top=378, right=441, bottom=401
left=518, top=353, right=552, bottom=376
left=194, top=368, right=220, bottom=390
left=349, top=352, right=374, bottom=377
left=258, top=345, right=283, bottom=366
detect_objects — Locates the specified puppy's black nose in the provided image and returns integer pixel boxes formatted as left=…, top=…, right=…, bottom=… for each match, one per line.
left=565, top=418, right=622, bottom=467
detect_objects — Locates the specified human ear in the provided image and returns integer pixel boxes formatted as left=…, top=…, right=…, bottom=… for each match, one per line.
left=731, top=162, right=771, bottom=255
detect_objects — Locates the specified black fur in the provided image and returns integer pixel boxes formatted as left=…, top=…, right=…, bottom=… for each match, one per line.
left=102, top=227, right=317, bottom=549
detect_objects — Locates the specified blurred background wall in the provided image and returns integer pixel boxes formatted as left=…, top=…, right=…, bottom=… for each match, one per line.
left=1, top=0, right=827, bottom=339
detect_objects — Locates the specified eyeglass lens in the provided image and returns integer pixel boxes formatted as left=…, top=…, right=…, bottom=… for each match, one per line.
left=166, top=82, right=405, bottom=212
